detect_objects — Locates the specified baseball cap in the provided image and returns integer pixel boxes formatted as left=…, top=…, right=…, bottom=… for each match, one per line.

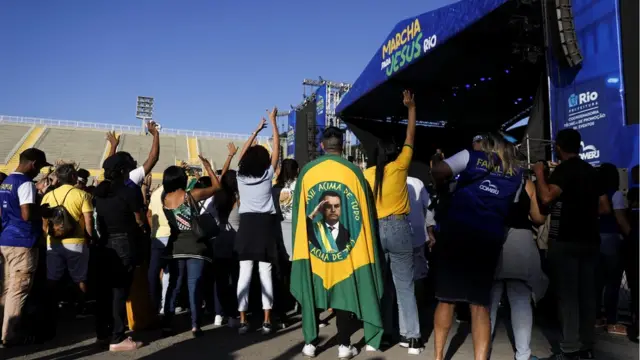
left=472, top=134, right=485, bottom=143
left=20, top=148, right=52, bottom=167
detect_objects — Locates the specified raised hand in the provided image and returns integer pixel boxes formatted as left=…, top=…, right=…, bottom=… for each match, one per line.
left=268, top=106, right=278, bottom=122
left=402, top=90, right=415, bottom=108
left=256, top=118, right=267, bottom=133
left=198, top=154, right=212, bottom=169
left=309, top=200, right=328, bottom=219
left=147, top=120, right=159, bottom=136
left=106, top=131, right=119, bottom=147
left=227, top=142, right=238, bottom=156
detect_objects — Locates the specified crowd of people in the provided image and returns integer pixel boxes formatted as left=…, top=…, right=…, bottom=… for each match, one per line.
left=0, top=91, right=637, bottom=360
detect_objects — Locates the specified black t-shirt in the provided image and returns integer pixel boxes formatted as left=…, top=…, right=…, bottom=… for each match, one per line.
left=95, top=185, right=144, bottom=239
left=548, top=156, right=603, bottom=245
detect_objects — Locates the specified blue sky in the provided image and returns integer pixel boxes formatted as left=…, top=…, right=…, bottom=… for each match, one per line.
left=0, top=0, right=456, bottom=134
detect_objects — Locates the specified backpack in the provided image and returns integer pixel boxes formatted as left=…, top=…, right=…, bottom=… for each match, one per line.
left=47, top=189, right=78, bottom=239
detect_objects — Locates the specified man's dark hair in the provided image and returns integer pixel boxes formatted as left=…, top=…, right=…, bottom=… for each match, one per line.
left=0, top=172, right=7, bottom=184
left=196, top=176, right=212, bottom=189
left=598, top=163, right=620, bottom=191
left=56, top=164, right=78, bottom=185
left=320, top=191, right=341, bottom=202
left=77, top=168, right=90, bottom=182
left=322, top=127, right=344, bottom=152
left=555, top=129, right=581, bottom=154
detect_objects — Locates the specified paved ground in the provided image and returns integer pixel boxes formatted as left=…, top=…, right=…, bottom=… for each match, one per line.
left=3, top=309, right=638, bottom=360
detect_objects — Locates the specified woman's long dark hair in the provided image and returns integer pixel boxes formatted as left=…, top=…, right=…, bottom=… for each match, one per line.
left=214, top=170, right=239, bottom=223
left=373, top=141, right=399, bottom=200
left=275, top=159, right=299, bottom=188
left=598, top=163, right=620, bottom=192
left=238, top=145, right=271, bottom=178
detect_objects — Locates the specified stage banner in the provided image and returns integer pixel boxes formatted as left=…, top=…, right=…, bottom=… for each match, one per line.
left=287, top=111, right=296, bottom=158
left=315, top=85, right=328, bottom=154
left=547, top=0, right=638, bottom=169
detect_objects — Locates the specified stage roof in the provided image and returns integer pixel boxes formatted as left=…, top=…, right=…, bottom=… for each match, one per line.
left=337, top=0, right=544, bottom=133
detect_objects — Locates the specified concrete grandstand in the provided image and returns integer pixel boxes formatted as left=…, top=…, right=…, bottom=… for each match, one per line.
left=0, top=115, right=270, bottom=180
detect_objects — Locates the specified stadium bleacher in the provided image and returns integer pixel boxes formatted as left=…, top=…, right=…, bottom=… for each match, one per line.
left=0, top=124, right=32, bottom=163
left=119, top=133, right=188, bottom=171
left=0, top=115, right=268, bottom=178
left=34, top=127, right=108, bottom=169
left=198, top=138, right=245, bottom=170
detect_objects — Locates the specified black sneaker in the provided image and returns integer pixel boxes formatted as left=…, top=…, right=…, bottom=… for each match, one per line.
left=407, top=338, right=424, bottom=355
left=579, top=349, right=595, bottom=359
left=261, top=322, right=273, bottom=335
left=398, top=336, right=410, bottom=348
left=238, top=322, right=250, bottom=335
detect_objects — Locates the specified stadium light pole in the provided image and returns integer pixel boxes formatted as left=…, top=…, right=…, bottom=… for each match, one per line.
left=136, top=96, right=154, bottom=134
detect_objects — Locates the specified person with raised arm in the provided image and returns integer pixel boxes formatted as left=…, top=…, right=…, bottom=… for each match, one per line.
left=234, top=107, right=281, bottom=335
left=363, top=90, right=423, bottom=355
left=160, top=155, right=220, bottom=338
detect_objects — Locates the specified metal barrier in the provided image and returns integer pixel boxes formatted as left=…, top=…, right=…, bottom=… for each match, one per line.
left=0, top=115, right=267, bottom=141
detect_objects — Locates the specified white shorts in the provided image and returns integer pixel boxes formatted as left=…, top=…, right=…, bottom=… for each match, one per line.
left=47, top=243, right=89, bottom=283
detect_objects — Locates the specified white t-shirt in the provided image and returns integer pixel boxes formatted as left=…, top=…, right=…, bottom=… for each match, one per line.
left=237, top=166, right=276, bottom=214
left=443, top=150, right=470, bottom=176
left=611, top=190, right=626, bottom=210
left=11, top=172, right=36, bottom=205
left=407, top=176, right=433, bottom=248
left=129, top=166, right=146, bottom=186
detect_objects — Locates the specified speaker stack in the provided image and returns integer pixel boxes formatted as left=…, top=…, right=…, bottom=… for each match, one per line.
left=554, top=0, right=583, bottom=67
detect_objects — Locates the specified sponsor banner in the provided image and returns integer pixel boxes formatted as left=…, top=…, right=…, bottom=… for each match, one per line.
left=287, top=111, right=296, bottom=158
left=315, top=85, right=328, bottom=154
left=547, top=0, right=638, bottom=168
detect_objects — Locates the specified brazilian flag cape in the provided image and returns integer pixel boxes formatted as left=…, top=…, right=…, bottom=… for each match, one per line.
left=290, top=154, right=384, bottom=348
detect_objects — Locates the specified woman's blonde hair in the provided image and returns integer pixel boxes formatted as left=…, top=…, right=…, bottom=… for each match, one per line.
left=478, top=133, right=520, bottom=174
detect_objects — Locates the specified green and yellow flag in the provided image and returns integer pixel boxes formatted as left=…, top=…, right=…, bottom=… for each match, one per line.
left=290, top=154, right=384, bottom=348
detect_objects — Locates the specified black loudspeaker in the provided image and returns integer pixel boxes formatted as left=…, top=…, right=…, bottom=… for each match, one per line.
left=294, top=98, right=317, bottom=167
left=554, top=0, right=583, bottom=67
left=620, top=0, right=639, bottom=125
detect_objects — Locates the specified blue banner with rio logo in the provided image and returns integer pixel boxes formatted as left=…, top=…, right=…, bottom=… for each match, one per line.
left=315, top=85, right=327, bottom=154
left=547, top=0, right=638, bottom=169
left=287, top=111, right=296, bottom=158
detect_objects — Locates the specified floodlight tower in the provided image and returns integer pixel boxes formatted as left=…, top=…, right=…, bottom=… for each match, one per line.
left=136, top=96, right=154, bottom=134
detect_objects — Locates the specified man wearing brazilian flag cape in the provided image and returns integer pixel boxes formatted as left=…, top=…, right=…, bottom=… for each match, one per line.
left=291, top=127, right=384, bottom=359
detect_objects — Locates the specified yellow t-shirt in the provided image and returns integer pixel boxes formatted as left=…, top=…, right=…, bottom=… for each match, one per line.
left=364, top=145, right=413, bottom=219
left=148, top=186, right=172, bottom=238
left=42, top=184, right=93, bottom=245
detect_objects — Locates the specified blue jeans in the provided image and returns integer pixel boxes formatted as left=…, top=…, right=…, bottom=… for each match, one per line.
left=165, top=258, right=206, bottom=329
left=379, top=216, right=421, bottom=339
left=490, top=280, right=533, bottom=360
left=148, top=237, right=170, bottom=313
left=597, top=233, right=624, bottom=323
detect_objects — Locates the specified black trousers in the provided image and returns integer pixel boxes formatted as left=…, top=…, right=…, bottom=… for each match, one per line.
left=624, top=232, right=639, bottom=333
left=548, top=241, right=598, bottom=354
left=95, top=234, right=136, bottom=344
left=314, top=309, right=357, bottom=346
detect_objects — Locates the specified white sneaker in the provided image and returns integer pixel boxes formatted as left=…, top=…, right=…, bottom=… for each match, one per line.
left=302, top=343, right=317, bottom=357
left=365, top=345, right=378, bottom=352
left=338, top=345, right=358, bottom=359
left=214, top=315, right=224, bottom=326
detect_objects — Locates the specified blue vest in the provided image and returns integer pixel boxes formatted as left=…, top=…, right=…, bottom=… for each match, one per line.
left=599, top=189, right=619, bottom=234
left=0, top=173, right=41, bottom=247
left=446, top=150, right=523, bottom=238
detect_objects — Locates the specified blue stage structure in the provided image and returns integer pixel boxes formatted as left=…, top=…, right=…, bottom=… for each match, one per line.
left=337, top=0, right=637, bottom=171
